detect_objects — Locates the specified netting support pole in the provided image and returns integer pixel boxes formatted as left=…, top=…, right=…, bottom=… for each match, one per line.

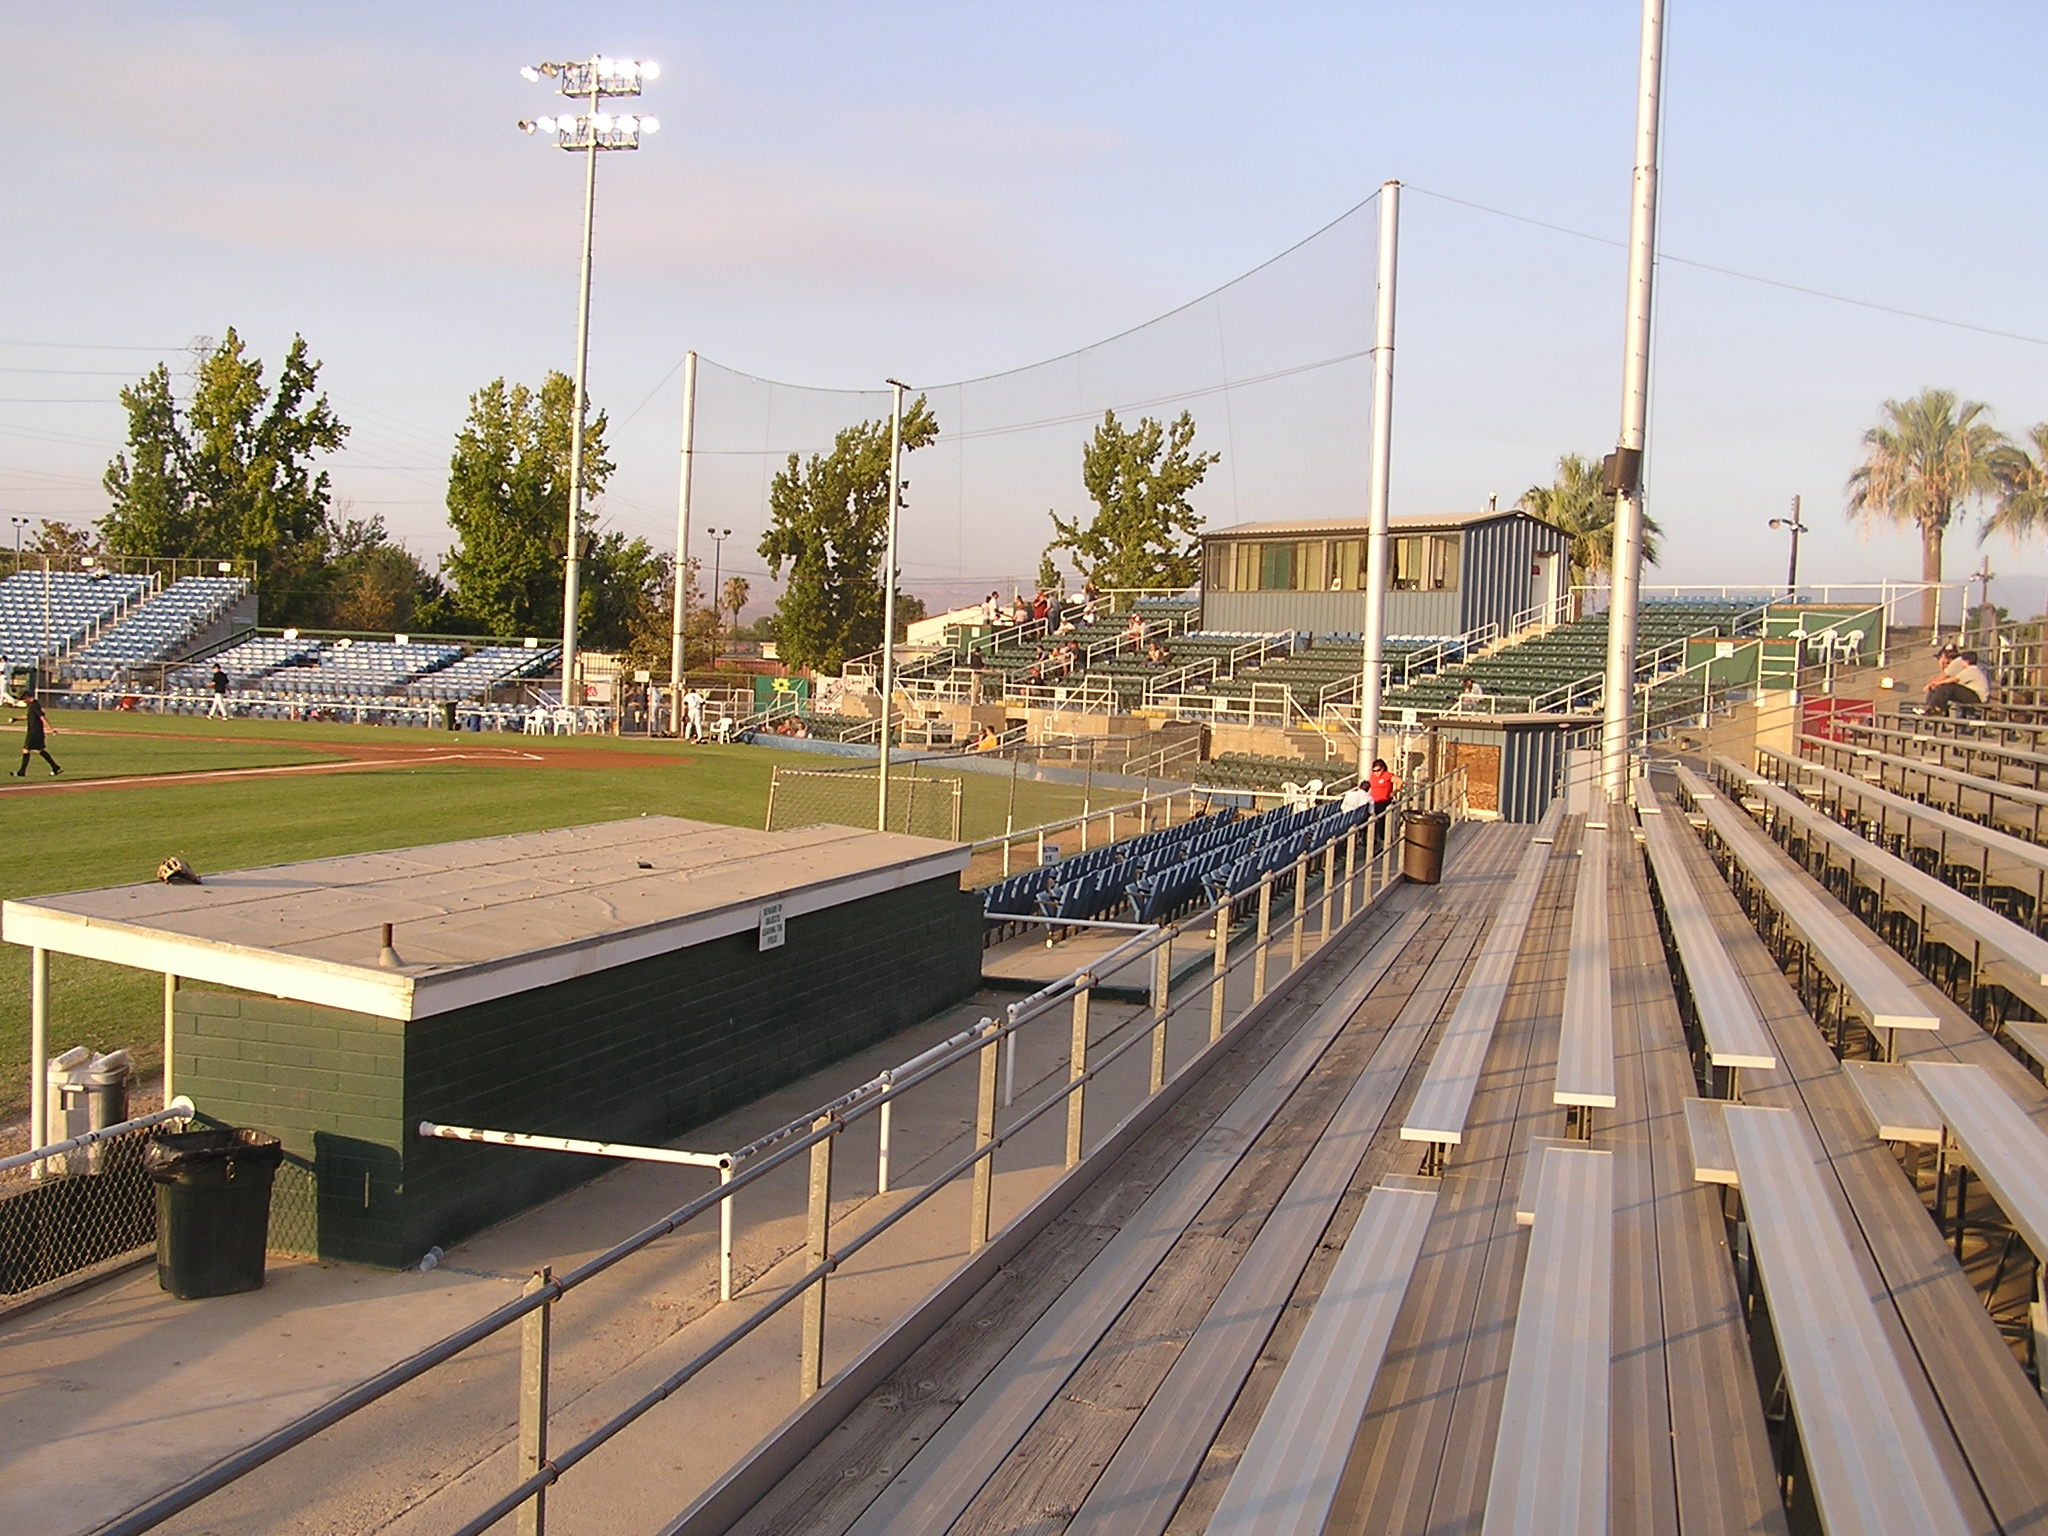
left=669, top=350, right=698, bottom=711
left=1356, top=179, right=1401, bottom=775
left=877, top=379, right=906, bottom=833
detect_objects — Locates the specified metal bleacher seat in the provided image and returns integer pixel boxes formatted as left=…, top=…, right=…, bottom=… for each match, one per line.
left=1709, top=1102, right=1975, bottom=1535
left=1402, top=832, right=1552, bottom=1159
left=1638, top=788, right=1776, bottom=1093
left=1909, top=1063, right=2048, bottom=1331
left=1480, top=1142, right=1614, bottom=1536
left=1841, top=1060, right=1944, bottom=1147
left=1728, top=756, right=2048, bottom=1004
left=1815, top=735, right=2048, bottom=840
left=1555, top=818, right=1615, bottom=1126
left=1674, top=762, right=1938, bottom=1047
left=1205, top=1181, right=1437, bottom=1536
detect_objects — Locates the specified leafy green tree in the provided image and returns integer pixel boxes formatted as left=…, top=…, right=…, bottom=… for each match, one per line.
left=578, top=529, right=666, bottom=652
left=322, top=514, right=444, bottom=633
left=442, top=372, right=616, bottom=639
left=23, top=520, right=103, bottom=561
left=100, top=329, right=348, bottom=625
left=722, top=575, right=751, bottom=645
left=892, top=591, right=928, bottom=641
left=759, top=397, right=938, bottom=673
left=1983, top=422, right=2048, bottom=547
left=620, top=556, right=721, bottom=676
left=1043, top=410, right=1217, bottom=591
left=1847, top=388, right=2007, bottom=628
left=1517, top=452, right=1662, bottom=586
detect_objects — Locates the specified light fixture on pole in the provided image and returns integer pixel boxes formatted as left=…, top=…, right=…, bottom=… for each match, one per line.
left=1767, top=497, right=1809, bottom=601
left=517, top=54, right=660, bottom=709
left=877, top=381, right=907, bottom=834
left=10, top=516, right=26, bottom=567
left=705, top=528, right=731, bottom=665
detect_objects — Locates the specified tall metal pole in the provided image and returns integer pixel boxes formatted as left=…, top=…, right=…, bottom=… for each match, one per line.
left=1356, top=180, right=1400, bottom=774
left=1599, top=0, right=1666, bottom=795
left=1786, top=496, right=1802, bottom=596
left=669, top=351, right=698, bottom=712
left=877, top=381, right=906, bottom=832
left=560, top=79, right=600, bottom=709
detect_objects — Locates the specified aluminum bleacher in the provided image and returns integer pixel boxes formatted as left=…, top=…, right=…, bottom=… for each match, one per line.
left=0, top=569, right=148, bottom=667
left=64, top=576, right=248, bottom=678
left=263, top=640, right=461, bottom=695
left=406, top=645, right=557, bottom=699
left=1555, top=817, right=1615, bottom=1123
left=170, top=635, right=321, bottom=686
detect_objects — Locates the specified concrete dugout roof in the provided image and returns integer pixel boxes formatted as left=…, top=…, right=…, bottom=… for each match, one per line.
left=2, top=817, right=970, bottom=1022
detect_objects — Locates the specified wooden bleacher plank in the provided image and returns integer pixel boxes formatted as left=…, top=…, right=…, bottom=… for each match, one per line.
left=1725, top=755, right=2048, bottom=996
left=1060, top=908, right=1483, bottom=1536
left=1640, top=802, right=1777, bottom=1072
left=1555, top=823, right=1616, bottom=1110
left=1607, top=838, right=1787, bottom=1536
left=1402, top=833, right=1555, bottom=1144
left=1331, top=837, right=1578, bottom=1535
left=1842, top=1061, right=1944, bottom=1145
left=1203, top=1184, right=1437, bottom=1536
left=1674, top=761, right=1938, bottom=1034
left=1480, top=1144, right=1614, bottom=1536
left=1720, top=1104, right=1977, bottom=1536
left=1657, top=793, right=2047, bottom=1531
left=1910, top=1061, right=2048, bottom=1264
left=835, top=904, right=1438, bottom=1536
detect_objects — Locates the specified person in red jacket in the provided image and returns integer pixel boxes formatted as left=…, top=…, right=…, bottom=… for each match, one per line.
left=1365, top=757, right=1399, bottom=849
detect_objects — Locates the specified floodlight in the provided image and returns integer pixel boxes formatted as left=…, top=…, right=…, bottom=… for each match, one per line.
left=592, top=112, right=612, bottom=131
left=520, top=65, right=541, bottom=81
left=639, top=116, right=659, bottom=133
left=642, top=60, right=660, bottom=79
left=617, top=114, right=637, bottom=133
left=518, top=119, right=538, bottom=135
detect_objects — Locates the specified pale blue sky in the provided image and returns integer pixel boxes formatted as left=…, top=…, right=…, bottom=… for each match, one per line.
left=4, top=2, right=2044, bottom=613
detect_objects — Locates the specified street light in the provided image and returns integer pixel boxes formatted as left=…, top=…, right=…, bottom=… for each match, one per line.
left=10, top=517, right=26, bottom=569
left=518, top=53, right=658, bottom=708
left=705, top=528, right=732, bottom=665
left=1768, top=495, right=1809, bottom=601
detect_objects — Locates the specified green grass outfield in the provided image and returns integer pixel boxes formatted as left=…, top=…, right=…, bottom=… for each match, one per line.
left=0, top=712, right=1091, bottom=1120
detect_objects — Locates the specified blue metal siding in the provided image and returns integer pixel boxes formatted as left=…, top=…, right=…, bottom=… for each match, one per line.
left=1435, top=716, right=1592, bottom=823
left=1203, top=589, right=1458, bottom=637
left=1459, top=515, right=1573, bottom=637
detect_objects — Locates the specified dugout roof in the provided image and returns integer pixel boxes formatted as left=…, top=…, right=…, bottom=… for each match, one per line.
left=1, top=817, right=969, bottom=1021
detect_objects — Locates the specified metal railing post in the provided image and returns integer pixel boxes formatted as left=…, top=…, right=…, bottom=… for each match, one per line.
left=1150, top=936, right=1171, bottom=1094
left=1319, top=842, right=1336, bottom=947
left=516, top=1267, right=553, bottom=1536
left=1065, top=979, right=1092, bottom=1167
left=718, top=1162, right=735, bottom=1302
left=970, top=1025, right=999, bottom=1251
left=799, top=1113, right=835, bottom=1398
left=1253, top=875, right=1273, bottom=1001
left=1342, top=829, right=1358, bottom=924
left=876, top=1083, right=893, bottom=1196
left=1291, top=855, right=1307, bottom=969
left=1002, top=1001, right=1019, bottom=1108
left=1210, top=903, right=1230, bottom=1042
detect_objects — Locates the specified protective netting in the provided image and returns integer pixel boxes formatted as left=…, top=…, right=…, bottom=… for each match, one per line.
left=764, top=764, right=964, bottom=841
left=685, top=194, right=1381, bottom=614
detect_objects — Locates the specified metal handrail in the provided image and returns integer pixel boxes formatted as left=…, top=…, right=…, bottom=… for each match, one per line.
left=0, top=1097, right=195, bottom=1176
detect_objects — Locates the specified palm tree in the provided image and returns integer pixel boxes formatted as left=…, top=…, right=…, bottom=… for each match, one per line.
left=721, top=575, right=750, bottom=651
left=1845, top=388, right=2006, bottom=628
left=1983, top=422, right=2048, bottom=547
left=1517, top=452, right=1662, bottom=587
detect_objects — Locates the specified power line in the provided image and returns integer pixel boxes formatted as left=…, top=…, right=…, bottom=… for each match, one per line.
left=1405, top=184, right=2048, bottom=348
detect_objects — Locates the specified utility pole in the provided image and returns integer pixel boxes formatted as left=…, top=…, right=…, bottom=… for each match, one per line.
left=1599, top=0, right=1666, bottom=796
left=669, top=351, right=698, bottom=723
left=705, top=529, right=732, bottom=666
left=1356, top=180, right=1400, bottom=775
left=877, top=381, right=907, bottom=833
left=1768, top=496, right=1808, bottom=601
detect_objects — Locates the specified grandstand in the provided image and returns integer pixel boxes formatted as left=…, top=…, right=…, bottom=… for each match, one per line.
left=64, top=576, right=251, bottom=679
left=0, top=568, right=149, bottom=669
left=385, top=645, right=555, bottom=700
left=169, top=635, right=322, bottom=687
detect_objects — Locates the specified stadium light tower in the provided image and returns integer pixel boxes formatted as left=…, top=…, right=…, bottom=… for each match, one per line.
left=705, top=528, right=732, bottom=664
left=517, top=54, right=660, bottom=706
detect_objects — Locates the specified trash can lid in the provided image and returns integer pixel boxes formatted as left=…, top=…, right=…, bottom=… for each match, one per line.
left=85, top=1049, right=131, bottom=1084
left=46, top=1045, right=92, bottom=1083
left=144, top=1127, right=285, bottom=1176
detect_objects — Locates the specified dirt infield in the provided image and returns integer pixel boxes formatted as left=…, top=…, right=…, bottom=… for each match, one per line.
left=0, top=736, right=695, bottom=795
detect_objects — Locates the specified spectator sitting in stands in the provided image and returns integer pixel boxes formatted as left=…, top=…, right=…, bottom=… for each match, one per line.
left=1144, top=639, right=1172, bottom=666
left=1459, top=677, right=1487, bottom=704
left=1126, top=611, right=1146, bottom=643
left=1924, top=646, right=1991, bottom=716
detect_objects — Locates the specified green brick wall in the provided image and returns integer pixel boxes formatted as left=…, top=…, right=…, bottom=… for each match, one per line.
left=179, top=873, right=981, bottom=1268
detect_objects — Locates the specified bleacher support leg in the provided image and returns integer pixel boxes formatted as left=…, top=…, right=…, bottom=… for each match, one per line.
left=799, top=1113, right=835, bottom=1398
left=1253, top=877, right=1272, bottom=1001
left=517, top=1267, right=552, bottom=1536
left=1211, top=908, right=1229, bottom=1042
left=1066, top=981, right=1091, bottom=1167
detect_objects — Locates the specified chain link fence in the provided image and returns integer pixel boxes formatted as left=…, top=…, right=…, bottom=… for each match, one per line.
left=765, top=764, right=963, bottom=840
left=0, top=1129, right=157, bottom=1297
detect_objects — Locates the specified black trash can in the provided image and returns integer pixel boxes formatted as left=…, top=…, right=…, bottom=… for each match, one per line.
left=144, top=1128, right=284, bottom=1299
left=1402, top=809, right=1451, bottom=885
